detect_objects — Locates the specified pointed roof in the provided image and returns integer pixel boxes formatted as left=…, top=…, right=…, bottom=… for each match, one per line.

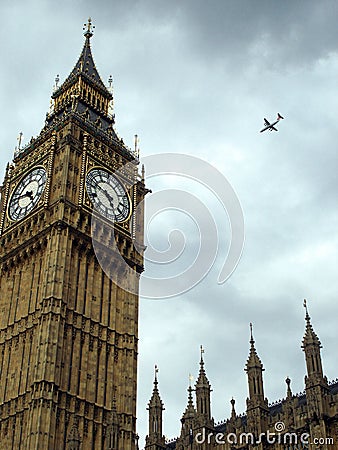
left=245, top=323, right=264, bottom=371
left=195, top=345, right=211, bottom=389
left=148, top=365, right=164, bottom=410
left=302, top=299, right=322, bottom=349
left=53, top=18, right=112, bottom=99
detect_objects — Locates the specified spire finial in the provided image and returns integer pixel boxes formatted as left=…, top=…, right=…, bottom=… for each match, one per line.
left=188, top=373, right=194, bottom=387
left=187, top=384, right=194, bottom=406
left=303, top=299, right=310, bottom=320
left=249, top=322, right=254, bottom=345
left=200, top=344, right=205, bottom=364
left=16, top=132, right=23, bottom=151
left=134, top=134, right=139, bottom=157
left=83, top=17, right=95, bottom=39
left=302, top=299, right=322, bottom=350
left=54, top=74, right=60, bottom=91
left=154, top=364, right=159, bottom=384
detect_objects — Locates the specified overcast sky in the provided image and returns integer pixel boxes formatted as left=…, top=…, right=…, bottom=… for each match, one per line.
left=1, top=0, right=337, bottom=446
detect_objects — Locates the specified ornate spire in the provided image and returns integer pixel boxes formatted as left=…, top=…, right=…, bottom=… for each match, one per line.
left=148, top=365, right=164, bottom=410
left=195, top=346, right=213, bottom=423
left=245, top=323, right=267, bottom=407
left=46, top=19, right=120, bottom=139
left=195, top=345, right=211, bottom=389
left=52, top=18, right=112, bottom=100
left=177, top=381, right=197, bottom=450
left=302, top=299, right=322, bottom=349
left=182, top=384, right=196, bottom=420
left=145, top=366, right=165, bottom=449
left=245, top=323, right=264, bottom=371
left=301, top=300, right=327, bottom=387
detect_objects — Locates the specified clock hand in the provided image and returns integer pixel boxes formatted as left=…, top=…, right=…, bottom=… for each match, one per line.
left=103, top=189, right=116, bottom=205
left=26, top=190, right=34, bottom=200
left=17, top=190, right=34, bottom=200
left=95, top=184, right=116, bottom=206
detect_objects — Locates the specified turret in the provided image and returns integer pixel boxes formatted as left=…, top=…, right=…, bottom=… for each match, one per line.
left=195, top=346, right=213, bottom=426
left=245, top=323, right=266, bottom=405
left=302, top=300, right=329, bottom=420
left=302, top=300, right=327, bottom=387
left=245, top=323, right=269, bottom=437
left=145, top=366, right=166, bottom=450
left=178, top=382, right=197, bottom=449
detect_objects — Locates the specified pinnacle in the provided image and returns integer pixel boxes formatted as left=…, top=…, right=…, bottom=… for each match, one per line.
left=195, top=347, right=211, bottom=389
left=182, top=386, right=196, bottom=420
left=285, top=376, right=292, bottom=398
left=245, top=323, right=264, bottom=371
left=148, top=365, right=164, bottom=410
left=302, top=301, right=322, bottom=349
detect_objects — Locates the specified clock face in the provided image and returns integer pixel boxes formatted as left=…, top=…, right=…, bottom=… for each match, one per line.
left=8, top=167, right=47, bottom=221
left=85, top=168, right=130, bottom=222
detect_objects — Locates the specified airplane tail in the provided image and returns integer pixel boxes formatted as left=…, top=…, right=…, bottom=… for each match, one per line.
left=277, top=113, right=284, bottom=120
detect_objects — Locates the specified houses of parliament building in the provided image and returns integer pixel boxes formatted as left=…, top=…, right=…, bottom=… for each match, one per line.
left=0, top=20, right=336, bottom=449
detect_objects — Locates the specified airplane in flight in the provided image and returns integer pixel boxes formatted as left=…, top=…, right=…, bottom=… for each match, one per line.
left=260, top=113, right=284, bottom=133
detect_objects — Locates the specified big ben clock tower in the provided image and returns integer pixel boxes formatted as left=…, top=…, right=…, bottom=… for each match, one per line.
left=0, top=19, right=147, bottom=450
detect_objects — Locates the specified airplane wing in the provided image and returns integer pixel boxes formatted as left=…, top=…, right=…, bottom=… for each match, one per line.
left=264, top=118, right=270, bottom=126
left=271, top=126, right=278, bottom=131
